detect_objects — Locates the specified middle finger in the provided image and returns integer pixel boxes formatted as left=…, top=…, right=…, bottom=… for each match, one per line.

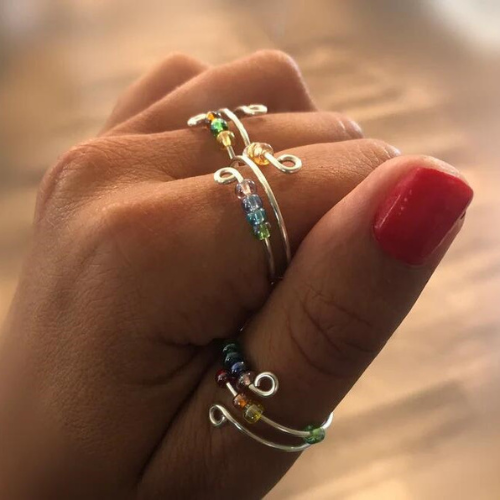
left=82, top=111, right=363, bottom=185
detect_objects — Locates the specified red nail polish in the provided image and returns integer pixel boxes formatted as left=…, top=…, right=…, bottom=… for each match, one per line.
left=373, top=167, right=473, bottom=265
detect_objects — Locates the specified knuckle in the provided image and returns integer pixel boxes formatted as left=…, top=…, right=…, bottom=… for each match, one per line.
left=161, top=52, right=206, bottom=73
left=96, top=198, right=148, bottom=248
left=252, top=50, right=312, bottom=104
left=36, top=139, right=115, bottom=219
left=254, top=49, right=299, bottom=72
left=291, top=281, right=384, bottom=379
left=93, top=191, right=174, bottom=262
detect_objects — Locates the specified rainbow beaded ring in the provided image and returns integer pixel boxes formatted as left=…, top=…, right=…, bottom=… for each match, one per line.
left=188, top=105, right=302, bottom=281
left=210, top=339, right=333, bottom=452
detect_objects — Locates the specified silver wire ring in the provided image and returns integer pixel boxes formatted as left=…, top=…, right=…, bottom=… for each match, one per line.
left=212, top=375, right=333, bottom=452
left=209, top=401, right=334, bottom=452
left=248, top=371, right=279, bottom=398
left=187, top=106, right=302, bottom=273
left=219, top=107, right=302, bottom=267
left=209, top=404, right=316, bottom=452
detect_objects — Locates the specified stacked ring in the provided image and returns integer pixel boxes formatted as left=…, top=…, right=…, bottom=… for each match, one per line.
left=209, top=339, right=333, bottom=452
left=187, top=105, right=332, bottom=451
left=187, top=104, right=302, bottom=281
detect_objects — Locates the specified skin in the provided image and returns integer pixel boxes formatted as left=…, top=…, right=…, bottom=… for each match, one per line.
left=0, top=51, right=472, bottom=499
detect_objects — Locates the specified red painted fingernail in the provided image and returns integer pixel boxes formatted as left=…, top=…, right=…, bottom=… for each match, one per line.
left=373, top=167, right=473, bottom=265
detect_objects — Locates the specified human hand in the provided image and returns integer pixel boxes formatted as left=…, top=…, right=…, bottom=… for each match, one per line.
left=0, top=51, right=473, bottom=499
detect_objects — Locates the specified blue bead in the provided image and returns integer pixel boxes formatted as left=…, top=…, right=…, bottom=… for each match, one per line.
left=246, top=208, right=267, bottom=226
left=230, top=361, right=248, bottom=376
left=224, top=351, right=244, bottom=370
left=241, top=194, right=263, bottom=213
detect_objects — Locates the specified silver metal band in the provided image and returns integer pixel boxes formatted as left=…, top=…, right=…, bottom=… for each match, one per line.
left=218, top=106, right=302, bottom=267
left=209, top=404, right=333, bottom=453
left=187, top=104, right=303, bottom=279
left=209, top=376, right=334, bottom=452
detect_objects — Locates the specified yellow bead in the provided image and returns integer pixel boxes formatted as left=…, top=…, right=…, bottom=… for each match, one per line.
left=217, top=130, right=236, bottom=149
left=243, top=403, right=264, bottom=424
left=245, top=142, right=274, bottom=166
left=206, top=111, right=217, bottom=121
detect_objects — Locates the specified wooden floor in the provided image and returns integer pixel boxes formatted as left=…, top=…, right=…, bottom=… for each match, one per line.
left=1, top=1, right=499, bottom=498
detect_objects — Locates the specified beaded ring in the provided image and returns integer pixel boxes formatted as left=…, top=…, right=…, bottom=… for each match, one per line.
left=210, top=339, right=333, bottom=452
left=187, top=105, right=302, bottom=280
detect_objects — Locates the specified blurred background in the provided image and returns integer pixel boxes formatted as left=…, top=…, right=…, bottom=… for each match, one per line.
left=0, top=0, right=499, bottom=498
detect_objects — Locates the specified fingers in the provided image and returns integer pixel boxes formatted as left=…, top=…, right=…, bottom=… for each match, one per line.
left=100, top=54, right=208, bottom=135
left=40, top=111, right=364, bottom=214
left=68, top=111, right=362, bottom=189
left=167, top=110, right=362, bottom=178
left=139, top=157, right=473, bottom=498
left=72, top=139, right=397, bottom=347
left=106, top=50, right=316, bottom=135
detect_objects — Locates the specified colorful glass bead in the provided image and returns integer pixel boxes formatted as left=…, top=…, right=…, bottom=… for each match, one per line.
left=217, top=130, right=236, bottom=149
left=243, top=403, right=264, bottom=424
left=230, top=360, right=248, bottom=376
left=246, top=142, right=274, bottom=166
left=235, top=179, right=257, bottom=199
left=241, top=194, right=263, bottom=212
left=215, top=369, right=231, bottom=388
left=236, top=371, right=255, bottom=390
left=210, top=118, right=229, bottom=137
left=246, top=208, right=267, bottom=226
left=303, top=425, right=326, bottom=444
left=253, top=221, right=271, bottom=240
left=224, top=351, right=244, bottom=370
left=206, top=111, right=220, bottom=121
left=233, top=393, right=250, bottom=410
left=222, top=340, right=240, bottom=356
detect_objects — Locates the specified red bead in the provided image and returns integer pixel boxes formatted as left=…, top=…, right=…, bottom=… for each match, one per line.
left=215, top=369, right=230, bottom=387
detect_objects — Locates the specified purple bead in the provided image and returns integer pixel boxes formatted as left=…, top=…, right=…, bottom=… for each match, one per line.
left=241, top=194, right=263, bottom=213
left=230, top=361, right=248, bottom=376
left=235, top=179, right=257, bottom=200
left=236, top=371, right=255, bottom=390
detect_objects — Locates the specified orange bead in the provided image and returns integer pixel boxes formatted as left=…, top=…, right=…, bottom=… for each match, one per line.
left=206, top=111, right=217, bottom=121
left=233, top=393, right=250, bottom=409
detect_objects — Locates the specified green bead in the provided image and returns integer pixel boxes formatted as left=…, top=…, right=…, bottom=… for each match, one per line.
left=210, top=118, right=229, bottom=137
left=222, top=339, right=241, bottom=356
left=252, top=221, right=271, bottom=240
left=303, top=425, right=326, bottom=444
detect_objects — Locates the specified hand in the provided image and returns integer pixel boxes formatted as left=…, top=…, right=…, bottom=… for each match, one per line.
left=0, top=51, right=473, bottom=499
